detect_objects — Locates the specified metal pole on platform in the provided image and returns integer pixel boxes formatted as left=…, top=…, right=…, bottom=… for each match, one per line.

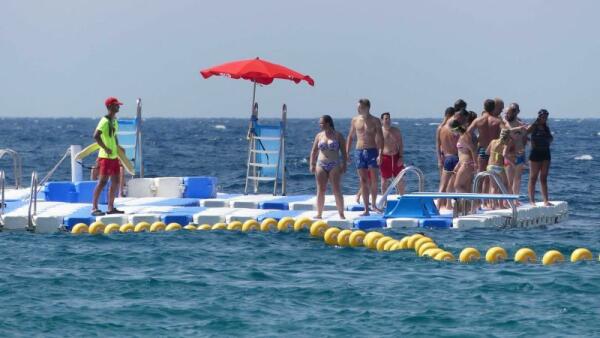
left=70, top=145, right=82, bottom=182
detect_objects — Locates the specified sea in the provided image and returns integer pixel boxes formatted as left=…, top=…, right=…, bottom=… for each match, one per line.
left=0, top=117, right=599, bottom=337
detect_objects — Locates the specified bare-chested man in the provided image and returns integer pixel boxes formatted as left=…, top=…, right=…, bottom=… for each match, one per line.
left=347, top=98, right=383, bottom=215
left=436, top=107, right=456, bottom=177
left=380, top=112, right=404, bottom=195
left=503, top=103, right=528, bottom=201
left=467, top=99, right=503, bottom=195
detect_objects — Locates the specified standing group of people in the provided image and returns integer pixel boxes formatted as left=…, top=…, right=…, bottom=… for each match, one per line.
left=310, top=97, right=555, bottom=220
left=309, top=99, right=405, bottom=219
left=436, top=98, right=554, bottom=209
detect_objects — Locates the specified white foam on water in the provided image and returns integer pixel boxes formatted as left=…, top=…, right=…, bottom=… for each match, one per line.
left=214, top=124, right=226, bottom=130
left=574, top=155, right=593, bottom=160
left=596, top=132, right=600, bottom=136
left=414, top=123, right=422, bottom=126
left=429, top=122, right=439, bottom=126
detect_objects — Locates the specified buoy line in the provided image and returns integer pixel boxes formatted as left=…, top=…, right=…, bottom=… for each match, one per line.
left=70, top=218, right=597, bottom=265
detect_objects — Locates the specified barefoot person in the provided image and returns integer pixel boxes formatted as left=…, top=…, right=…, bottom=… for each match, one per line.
left=437, top=106, right=467, bottom=209
left=347, top=99, right=383, bottom=215
left=380, top=112, right=405, bottom=195
left=91, top=97, right=126, bottom=216
left=485, top=129, right=513, bottom=208
left=452, top=120, right=478, bottom=193
left=527, top=109, right=553, bottom=206
left=436, top=107, right=455, bottom=177
left=310, top=115, right=347, bottom=219
left=503, top=103, right=528, bottom=200
left=467, top=99, right=503, bottom=201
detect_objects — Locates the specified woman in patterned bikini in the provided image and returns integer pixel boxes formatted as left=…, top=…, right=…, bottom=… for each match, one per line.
left=310, top=115, right=348, bottom=219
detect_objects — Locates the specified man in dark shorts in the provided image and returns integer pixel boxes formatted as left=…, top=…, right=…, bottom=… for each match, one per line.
left=347, top=98, right=383, bottom=215
left=91, top=97, right=125, bottom=216
left=379, top=112, right=405, bottom=194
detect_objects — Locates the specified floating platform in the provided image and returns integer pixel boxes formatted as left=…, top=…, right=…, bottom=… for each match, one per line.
left=0, top=176, right=568, bottom=233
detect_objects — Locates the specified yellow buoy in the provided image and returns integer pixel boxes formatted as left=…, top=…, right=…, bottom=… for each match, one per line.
left=323, top=227, right=341, bottom=245
left=337, top=229, right=353, bottom=247
left=542, top=250, right=564, bottom=265
left=134, top=222, right=150, bottom=233
left=570, top=248, right=593, bottom=263
left=119, top=223, right=134, bottom=233
left=293, top=217, right=312, bottom=231
left=276, top=217, right=295, bottom=232
left=396, top=236, right=410, bottom=250
left=376, top=236, right=394, bottom=251
left=349, top=230, right=366, bottom=247
left=418, top=242, right=438, bottom=256
left=183, top=224, right=197, bottom=231
left=211, top=223, right=227, bottom=230
left=459, top=247, right=481, bottom=263
left=485, top=246, right=508, bottom=264
left=434, top=251, right=455, bottom=262
left=310, top=221, right=329, bottom=237
left=407, top=234, right=425, bottom=249
left=514, top=248, right=537, bottom=263
left=364, top=232, right=384, bottom=249
left=226, top=221, right=243, bottom=231
left=197, top=224, right=212, bottom=230
left=103, top=223, right=120, bottom=234
left=383, top=240, right=400, bottom=251
left=414, top=237, right=433, bottom=253
left=242, top=220, right=260, bottom=232
left=150, top=221, right=166, bottom=232
left=422, top=248, right=444, bottom=258
left=260, top=218, right=278, bottom=232
left=70, top=223, right=89, bottom=234
left=165, top=223, right=182, bottom=231
left=88, top=221, right=105, bottom=235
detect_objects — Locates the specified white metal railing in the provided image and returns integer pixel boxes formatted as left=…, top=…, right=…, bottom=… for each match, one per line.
left=376, top=166, right=425, bottom=210
left=0, top=148, right=23, bottom=188
left=472, top=171, right=517, bottom=226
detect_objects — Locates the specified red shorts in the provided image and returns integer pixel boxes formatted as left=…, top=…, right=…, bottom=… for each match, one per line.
left=98, top=158, right=121, bottom=177
left=380, top=153, right=405, bottom=179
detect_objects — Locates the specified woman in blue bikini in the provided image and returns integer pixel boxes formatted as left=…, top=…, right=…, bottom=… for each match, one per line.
left=310, top=115, right=348, bottom=219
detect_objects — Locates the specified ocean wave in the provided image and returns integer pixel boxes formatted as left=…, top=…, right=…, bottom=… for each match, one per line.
left=429, top=122, right=439, bottom=126
left=574, top=155, right=593, bottom=160
left=214, top=124, right=226, bottom=130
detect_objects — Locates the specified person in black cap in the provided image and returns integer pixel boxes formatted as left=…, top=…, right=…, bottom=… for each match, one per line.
left=526, top=109, right=553, bottom=206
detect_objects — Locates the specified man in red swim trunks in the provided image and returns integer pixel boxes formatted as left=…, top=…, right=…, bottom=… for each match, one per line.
left=379, top=112, right=405, bottom=194
left=91, top=97, right=125, bottom=216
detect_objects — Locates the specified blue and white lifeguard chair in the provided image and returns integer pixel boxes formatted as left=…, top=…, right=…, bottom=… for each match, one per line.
left=244, top=103, right=287, bottom=195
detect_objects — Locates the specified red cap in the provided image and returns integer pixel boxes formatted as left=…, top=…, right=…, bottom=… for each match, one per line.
left=105, top=97, right=124, bottom=108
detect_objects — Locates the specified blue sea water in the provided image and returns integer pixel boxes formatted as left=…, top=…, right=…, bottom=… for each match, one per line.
left=0, top=117, right=599, bottom=337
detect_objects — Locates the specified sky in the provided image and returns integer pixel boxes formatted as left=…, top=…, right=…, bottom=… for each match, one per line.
left=1, top=0, right=599, bottom=119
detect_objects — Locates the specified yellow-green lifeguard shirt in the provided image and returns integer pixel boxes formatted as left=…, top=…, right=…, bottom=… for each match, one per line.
left=96, top=116, right=119, bottom=159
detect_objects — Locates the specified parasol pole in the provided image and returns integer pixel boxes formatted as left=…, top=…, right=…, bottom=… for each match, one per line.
left=251, top=80, right=257, bottom=110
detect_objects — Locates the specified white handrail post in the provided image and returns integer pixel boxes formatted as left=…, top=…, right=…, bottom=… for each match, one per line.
left=70, top=145, right=83, bottom=182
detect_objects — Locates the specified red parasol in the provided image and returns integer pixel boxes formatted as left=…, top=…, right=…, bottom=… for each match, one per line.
left=200, top=57, right=314, bottom=112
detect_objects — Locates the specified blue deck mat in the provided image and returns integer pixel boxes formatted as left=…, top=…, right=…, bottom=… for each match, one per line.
left=346, top=204, right=365, bottom=211
left=259, top=195, right=312, bottom=210
left=116, top=198, right=200, bottom=207
left=353, top=216, right=387, bottom=230
left=418, top=217, right=453, bottom=228
left=63, top=204, right=97, bottom=230
left=149, top=206, right=205, bottom=224
left=256, top=210, right=304, bottom=222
